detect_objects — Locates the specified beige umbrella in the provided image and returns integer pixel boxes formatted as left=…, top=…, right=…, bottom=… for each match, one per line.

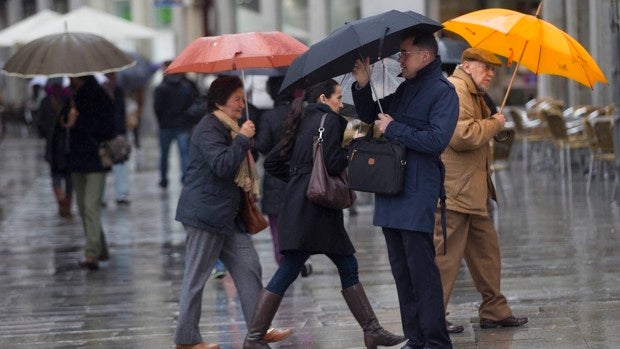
left=1, top=31, right=135, bottom=78
left=0, top=9, right=61, bottom=47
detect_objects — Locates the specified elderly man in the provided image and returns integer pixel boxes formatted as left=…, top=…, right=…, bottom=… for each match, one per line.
left=434, top=48, right=528, bottom=333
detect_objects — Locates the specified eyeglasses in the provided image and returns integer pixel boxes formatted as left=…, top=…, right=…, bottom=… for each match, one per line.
left=397, top=51, right=415, bottom=60
left=397, top=50, right=427, bottom=60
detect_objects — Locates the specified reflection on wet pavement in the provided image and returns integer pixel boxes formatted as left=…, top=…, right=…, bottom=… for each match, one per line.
left=1, top=136, right=619, bottom=348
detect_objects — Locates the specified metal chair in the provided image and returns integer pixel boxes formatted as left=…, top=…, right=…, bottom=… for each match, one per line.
left=539, top=105, right=589, bottom=183
left=586, top=116, right=617, bottom=199
left=507, top=106, right=545, bottom=171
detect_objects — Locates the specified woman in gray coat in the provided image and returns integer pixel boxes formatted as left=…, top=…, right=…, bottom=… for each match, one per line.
left=243, top=79, right=405, bottom=349
left=173, top=76, right=290, bottom=349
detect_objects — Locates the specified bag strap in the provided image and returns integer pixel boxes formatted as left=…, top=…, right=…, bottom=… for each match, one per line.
left=438, top=159, right=448, bottom=255
left=317, top=113, right=328, bottom=143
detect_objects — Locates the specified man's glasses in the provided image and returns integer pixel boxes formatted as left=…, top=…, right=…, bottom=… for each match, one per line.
left=396, top=51, right=415, bottom=60
left=396, top=50, right=427, bottom=60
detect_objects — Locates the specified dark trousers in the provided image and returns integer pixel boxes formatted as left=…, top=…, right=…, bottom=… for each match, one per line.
left=266, top=250, right=359, bottom=296
left=383, top=228, right=452, bottom=349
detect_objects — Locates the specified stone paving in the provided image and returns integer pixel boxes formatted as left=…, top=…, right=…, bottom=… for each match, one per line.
left=1, top=134, right=620, bottom=349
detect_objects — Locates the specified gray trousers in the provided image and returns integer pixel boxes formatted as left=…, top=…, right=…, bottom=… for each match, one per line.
left=174, top=225, right=262, bottom=345
left=72, top=172, right=107, bottom=258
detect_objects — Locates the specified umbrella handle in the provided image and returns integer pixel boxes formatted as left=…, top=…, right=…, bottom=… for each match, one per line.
left=499, top=41, right=529, bottom=114
left=356, top=51, right=384, bottom=114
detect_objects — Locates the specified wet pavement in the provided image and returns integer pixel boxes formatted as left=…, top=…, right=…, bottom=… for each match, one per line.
left=1, top=133, right=620, bottom=349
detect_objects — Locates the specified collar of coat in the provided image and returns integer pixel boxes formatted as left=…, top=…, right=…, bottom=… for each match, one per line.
left=451, top=67, right=487, bottom=97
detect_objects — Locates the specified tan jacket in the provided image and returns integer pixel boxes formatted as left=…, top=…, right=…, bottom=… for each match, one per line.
left=442, top=67, right=502, bottom=215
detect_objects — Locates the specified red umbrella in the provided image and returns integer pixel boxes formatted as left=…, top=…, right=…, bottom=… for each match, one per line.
left=166, top=31, right=307, bottom=119
left=166, top=31, right=307, bottom=74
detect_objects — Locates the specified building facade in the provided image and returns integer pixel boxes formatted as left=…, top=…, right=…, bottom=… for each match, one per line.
left=0, top=0, right=618, bottom=110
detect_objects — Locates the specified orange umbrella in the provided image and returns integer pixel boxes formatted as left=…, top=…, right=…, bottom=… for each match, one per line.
left=167, top=31, right=307, bottom=119
left=443, top=3, right=607, bottom=112
left=166, top=31, right=307, bottom=74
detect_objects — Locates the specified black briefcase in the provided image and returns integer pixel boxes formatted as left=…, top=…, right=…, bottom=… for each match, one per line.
left=347, top=137, right=406, bottom=195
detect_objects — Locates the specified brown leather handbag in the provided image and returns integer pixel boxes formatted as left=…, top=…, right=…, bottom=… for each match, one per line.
left=306, top=114, right=356, bottom=209
left=240, top=190, right=269, bottom=234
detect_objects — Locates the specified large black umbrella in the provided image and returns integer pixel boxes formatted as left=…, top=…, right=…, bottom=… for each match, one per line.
left=279, top=10, right=441, bottom=94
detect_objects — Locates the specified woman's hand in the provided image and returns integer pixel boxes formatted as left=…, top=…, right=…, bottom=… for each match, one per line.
left=62, top=106, right=79, bottom=128
left=239, top=120, right=256, bottom=138
left=352, top=58, right=370, bottom=88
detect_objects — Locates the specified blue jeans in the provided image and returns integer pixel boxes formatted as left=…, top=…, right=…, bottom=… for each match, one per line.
left=112, top=162, right=129, bottom=200
left=159, top=128, right=190, bottom=185
left=266, top=250, right=359, bottom=296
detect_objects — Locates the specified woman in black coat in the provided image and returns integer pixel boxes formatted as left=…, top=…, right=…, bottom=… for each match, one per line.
left=243, top=79, right=405, bottom=349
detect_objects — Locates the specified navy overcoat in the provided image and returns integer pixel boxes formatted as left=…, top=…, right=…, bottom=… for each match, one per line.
left=352, top=57, right=459, bottom=234
left=175, top=113, right=251, bottom=234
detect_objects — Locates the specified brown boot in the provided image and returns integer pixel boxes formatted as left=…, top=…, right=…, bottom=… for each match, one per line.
left=175, top=342, right=220, bottom=349
left=342, top=283, right=406, bottom=349
left=52, top=186, right=65, bottom=217
left=243, top=289, right=286, bottom=349
left=60, top=194, right=72, bottom=218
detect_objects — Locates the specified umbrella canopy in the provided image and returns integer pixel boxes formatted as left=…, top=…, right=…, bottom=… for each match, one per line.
left=1, top=32, right=135, bottom=78
left=443, top=6, right=607, bottom=91
left=17, top=6, right=157, bottom=43
left=437, top=37, right=470, bottom=64
left=336, top=57, right=404, bottom=105
left=166, top=31, right=308, bottom=74
left=279, top=10, right=442, bottom=93
left=117, top=52, right=159, bottom=92
left=0, top=9, right=61, bottom=47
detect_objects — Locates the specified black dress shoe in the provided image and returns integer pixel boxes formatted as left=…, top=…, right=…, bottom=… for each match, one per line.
left=480, top=315, right=528, bottom=329
left=446, top=320, right=464, bottom=333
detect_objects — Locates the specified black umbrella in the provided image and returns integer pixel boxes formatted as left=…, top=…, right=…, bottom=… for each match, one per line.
left=279, top=10, right=441, bottom=94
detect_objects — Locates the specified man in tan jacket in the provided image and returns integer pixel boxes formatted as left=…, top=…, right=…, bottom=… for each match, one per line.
left=434, top=48, right=528, bottom=333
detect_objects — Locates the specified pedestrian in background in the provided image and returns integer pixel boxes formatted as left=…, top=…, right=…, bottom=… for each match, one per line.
left=244, top=79, right=405, bottom=349
left=352, top=29, right=459, bottom=349
left=103, top=72, right=131, bottom=205
left=434, top=48, right=528, bottom=332
left=39, top=78, right=73, bottom=218
left=153, top=60, right=199, bottom=188
left=66, top=75, right=116, bottom=270
left=173, top=76, right=290, bottom=349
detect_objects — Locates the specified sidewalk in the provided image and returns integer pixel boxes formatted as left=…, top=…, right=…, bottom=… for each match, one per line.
left=1, top=134, right=620, bottom=348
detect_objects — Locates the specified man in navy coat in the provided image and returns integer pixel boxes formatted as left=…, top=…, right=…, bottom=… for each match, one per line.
left=352, top=30, right=459, bottom=349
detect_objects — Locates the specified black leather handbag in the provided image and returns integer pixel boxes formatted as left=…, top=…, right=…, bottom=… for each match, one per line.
left=347, top=136, right=406, bottom=195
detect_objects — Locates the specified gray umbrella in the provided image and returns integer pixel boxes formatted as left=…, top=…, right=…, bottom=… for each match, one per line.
left=1, top=31, right=135, bottom=78
left=117, top=52, right=158, bottom=92
left=438, top=37, right=470, bottom=64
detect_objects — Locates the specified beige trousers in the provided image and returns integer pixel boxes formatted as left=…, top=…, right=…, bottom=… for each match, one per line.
left=434, top=208, right=512, bottom=321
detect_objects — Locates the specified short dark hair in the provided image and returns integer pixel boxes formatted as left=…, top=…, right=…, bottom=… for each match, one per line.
left=266, top=76, right=294, bottom=102
left=401, top=30, right=438, bottom=56
left=207, top=76, right=244, bottom=112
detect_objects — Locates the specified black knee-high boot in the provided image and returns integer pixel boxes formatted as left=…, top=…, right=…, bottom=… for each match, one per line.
left=342, top=283, right=407, bottom=349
